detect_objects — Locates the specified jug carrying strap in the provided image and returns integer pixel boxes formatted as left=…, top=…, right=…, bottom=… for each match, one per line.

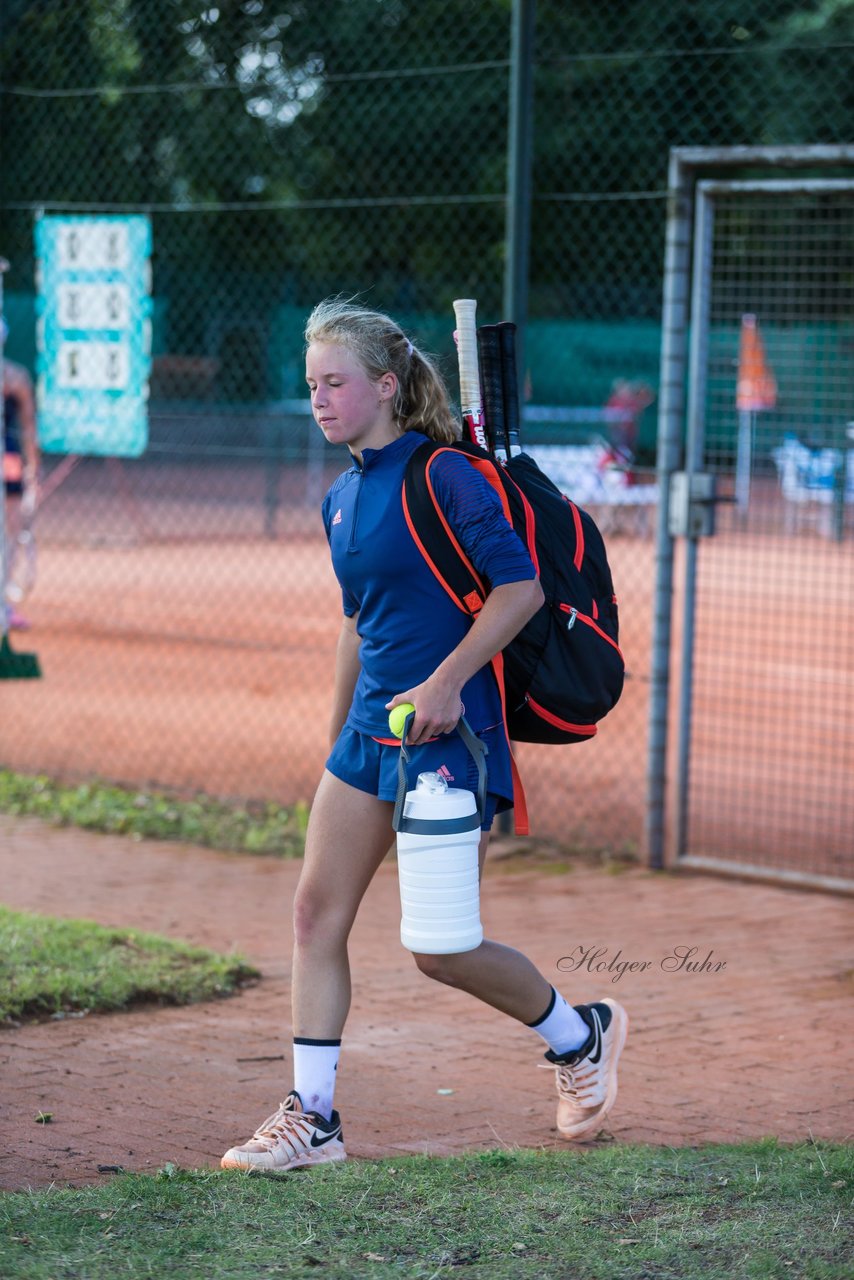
left=392, top=714, right=489, bottom=835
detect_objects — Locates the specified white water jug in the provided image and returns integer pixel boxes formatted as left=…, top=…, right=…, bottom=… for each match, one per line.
left=392, top=717, right=488, bottom=955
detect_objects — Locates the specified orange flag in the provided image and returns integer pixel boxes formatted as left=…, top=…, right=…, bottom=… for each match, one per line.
left=737, top=314, right=777, bottom=412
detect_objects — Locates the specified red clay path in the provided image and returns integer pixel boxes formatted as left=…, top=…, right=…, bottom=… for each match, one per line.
left=1, top=814, right=851, bottom=1191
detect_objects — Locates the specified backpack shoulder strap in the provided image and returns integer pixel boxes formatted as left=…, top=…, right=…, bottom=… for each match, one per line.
left=403, top=440, right=489, bottom=617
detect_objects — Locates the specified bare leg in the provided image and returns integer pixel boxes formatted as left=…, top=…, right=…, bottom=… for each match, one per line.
left=411, top=829, right=553, bottom=1023
left=291, top=770, right=395, bottom=1039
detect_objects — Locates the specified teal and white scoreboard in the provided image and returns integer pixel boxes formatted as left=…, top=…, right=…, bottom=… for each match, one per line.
left=35, top=215, right=152, bottom=456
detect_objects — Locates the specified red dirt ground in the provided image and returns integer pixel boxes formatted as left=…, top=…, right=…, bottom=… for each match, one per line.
left=1, top=813, right=851, bottom=1191
left=1, top=529, right=657, bottom=850
left=5, top=456, right=852, bottom=874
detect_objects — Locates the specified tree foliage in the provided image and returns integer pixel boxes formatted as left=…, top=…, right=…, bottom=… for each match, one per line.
left=1, top=1, right=851, bottom=340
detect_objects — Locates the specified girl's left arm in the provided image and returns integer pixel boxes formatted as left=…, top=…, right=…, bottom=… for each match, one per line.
left=386, top=576, right=543, bottom=745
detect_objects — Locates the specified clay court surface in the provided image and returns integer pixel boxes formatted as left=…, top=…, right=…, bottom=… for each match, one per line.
left=2, top=461, right=659, bottom=844
left=1, top=813, right=852, bottom=1192
left=4, top=459, right=853, bottom=871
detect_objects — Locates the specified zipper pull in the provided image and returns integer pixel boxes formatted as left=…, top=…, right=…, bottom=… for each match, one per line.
left=566, top=607, right=578, bottom=631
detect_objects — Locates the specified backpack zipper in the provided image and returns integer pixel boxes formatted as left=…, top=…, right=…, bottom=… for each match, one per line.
left=559, top=603, right=623, bottom=656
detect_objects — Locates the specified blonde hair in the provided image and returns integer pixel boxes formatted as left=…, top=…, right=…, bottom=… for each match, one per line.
left=304, top=297, right=459, bottom=445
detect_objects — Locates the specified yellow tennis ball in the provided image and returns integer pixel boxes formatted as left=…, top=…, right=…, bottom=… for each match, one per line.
left=388, top=702, right=416, bottom=739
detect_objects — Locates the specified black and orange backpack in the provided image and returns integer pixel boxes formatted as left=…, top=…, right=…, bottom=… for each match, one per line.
left=402, top=439, right=625, bottom=748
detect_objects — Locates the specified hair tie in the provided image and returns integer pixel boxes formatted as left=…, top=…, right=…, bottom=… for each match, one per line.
left=405, top=338, right=414, bottom=358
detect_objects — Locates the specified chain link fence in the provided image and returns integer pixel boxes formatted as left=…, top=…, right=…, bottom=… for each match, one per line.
left=683, top=179, right=854, bottom=883
left=2, top=0, right=852, bottom=852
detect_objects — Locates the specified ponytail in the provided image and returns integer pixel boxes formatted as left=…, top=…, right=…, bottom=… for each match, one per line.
left=305, top=298, right=459, bottom=445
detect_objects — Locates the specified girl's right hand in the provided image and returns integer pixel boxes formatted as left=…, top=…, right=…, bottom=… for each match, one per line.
left=386, top=681, right=464, bottom=745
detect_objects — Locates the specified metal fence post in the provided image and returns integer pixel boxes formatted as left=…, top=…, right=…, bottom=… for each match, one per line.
left=674, top=183, right=715, bottom=861
left=503, top=0, right=536, bottom=379
left=645, top=152, right=692, bottom=869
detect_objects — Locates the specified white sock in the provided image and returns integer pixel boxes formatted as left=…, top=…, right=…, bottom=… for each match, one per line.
left=527, top=988, right=590, bottom=1056
left=292, top=1037, right=341, bottom=1121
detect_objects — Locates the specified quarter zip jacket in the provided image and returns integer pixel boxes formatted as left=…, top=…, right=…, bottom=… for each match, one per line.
left=322, top=431, right=536, bottom=736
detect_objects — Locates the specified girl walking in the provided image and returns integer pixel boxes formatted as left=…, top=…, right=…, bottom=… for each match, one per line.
left=221, top=299, right=627, bottom=1173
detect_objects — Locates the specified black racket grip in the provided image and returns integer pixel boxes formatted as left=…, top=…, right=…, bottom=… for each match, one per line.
left=477, top=324, right=505, bottom=459
left=498, top=321, right=521, bottom=457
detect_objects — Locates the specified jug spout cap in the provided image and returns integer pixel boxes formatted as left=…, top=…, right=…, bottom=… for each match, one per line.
left=415, top=771, right=449, bottom=796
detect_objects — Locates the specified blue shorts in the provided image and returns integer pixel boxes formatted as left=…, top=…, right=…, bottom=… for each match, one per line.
left=326, top=722, right=513, bottom=832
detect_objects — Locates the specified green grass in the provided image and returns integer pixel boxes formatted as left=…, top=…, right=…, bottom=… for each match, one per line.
left=0, top=770, right=633, bottom=869
left=0, top=906, right=259, bottom=1024
left=0, top=770, right=309, bottom=856
left=0, top=1141, right=851, bottom=1279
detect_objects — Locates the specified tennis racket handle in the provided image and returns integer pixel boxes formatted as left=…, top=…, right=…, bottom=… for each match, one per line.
left=453, top=299, right=481, bottom=414
left=499, top=321, right=522, bottom=456
left=477, top=324, right=505, bottom=460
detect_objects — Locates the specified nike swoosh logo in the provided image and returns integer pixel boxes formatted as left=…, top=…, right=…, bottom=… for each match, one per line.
left=310, top=1126, right=342, bottom=1148
left=586, top=1010, right=603, bottom=1064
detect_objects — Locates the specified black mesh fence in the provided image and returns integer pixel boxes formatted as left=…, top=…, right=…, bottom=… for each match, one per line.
left=686, top=187, right=854, bottom=880
left=1, top=0, right=852, bottom=852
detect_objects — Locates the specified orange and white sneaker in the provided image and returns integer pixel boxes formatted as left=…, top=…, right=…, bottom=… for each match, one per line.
left=540, top=998, right=629, bottom=1141
left=221, top=1090, right=346, bottom=1173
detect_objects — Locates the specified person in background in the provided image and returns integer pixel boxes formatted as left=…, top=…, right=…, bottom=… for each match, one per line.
left=604, top=379, right=654, bottom=460
left=3, top=322, right=40, bottom=631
